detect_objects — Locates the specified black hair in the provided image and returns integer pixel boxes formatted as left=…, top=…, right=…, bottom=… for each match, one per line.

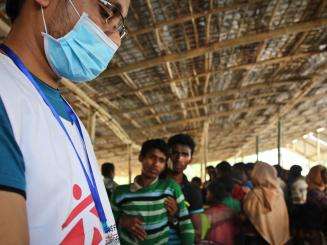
left=216, top=176, right=234, bottom=193
left=168, top=134, right=196, bottom=155
left=233, top=162, right=245, bottom=170
left=140, top=139, right=170, bottom=159
left=101, top=162, right=115, bottom=177
left=274, top=164, right=284, bottom=177
left=290, top=165, right=302, bottom=177
left=191, top=177, right=202, bottom=186
left=245, top=162, right=255, bottom=170
left=6, top=0, right=25, bottom=22
left=321, top=167, right=327, bottom=184
left=207, top=180, right=229, bottom=203
left=216, top=161, right=232, bottom=177
left=231, top=168, right=247, bottom=184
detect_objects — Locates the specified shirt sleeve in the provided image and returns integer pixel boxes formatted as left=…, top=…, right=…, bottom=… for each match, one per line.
left=186, top=185, right=204, bottom=215
left=173, top=182, right=195, bottom=245
left=110, top=188, right=121, bottom=222
left=0, top=97, right=26, bottom=197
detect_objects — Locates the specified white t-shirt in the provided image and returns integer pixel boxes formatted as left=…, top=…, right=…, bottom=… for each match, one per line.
left=0, top=53, right=119, bottom=244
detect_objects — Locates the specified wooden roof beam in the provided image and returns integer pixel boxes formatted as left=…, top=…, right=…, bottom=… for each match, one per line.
left=238, top=0, right=282, bottom=88
left=144, top=104, right=269, bottom=131
left=288, top=0, right=327, bottom=55
left=128, top=1, right=252, bottom=37
left=100, top=19, right=327, bottom=78
left=137, top=91, right=276, bottom=121
left=122, top=77, right=307, bottom=115
left=202, top=0, right=214, bottom=116
left=185, top=0, right=202, bottom=119
left=145, top=0, right=188, bottom=118
left=120, top=73, right=163, bottom=125
left=61, top=79, right=139, bottom=148
left=99, top=51, right=324, bottom=99
left=235, top=62, right=327, bottom=157
left=206, top=104, right=327, bottom=154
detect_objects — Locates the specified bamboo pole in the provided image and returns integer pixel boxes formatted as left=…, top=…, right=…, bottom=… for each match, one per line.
left=128, top=144, right=132, bottom=184
left=101, top=19, right=327, bottom=77
left=277, top=120, right=282, bottom=166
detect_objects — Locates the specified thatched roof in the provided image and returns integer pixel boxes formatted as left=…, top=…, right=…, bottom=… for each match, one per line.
left=1, top=0, right=327, bottom=177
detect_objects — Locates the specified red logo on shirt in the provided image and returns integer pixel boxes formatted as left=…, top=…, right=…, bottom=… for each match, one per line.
left=60, top=184, right=103, bottom=245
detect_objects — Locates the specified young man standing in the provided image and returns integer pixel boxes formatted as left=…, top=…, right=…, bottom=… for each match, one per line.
left=166, top=134, right=204, bottom=243
left=111, top=139, right=195, bottom=244
left=0, top=0, right=129, bottom=244
left=102, top=162, right=118, bottom=198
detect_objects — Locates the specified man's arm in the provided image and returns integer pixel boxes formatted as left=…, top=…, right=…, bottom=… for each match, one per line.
left=172, top=183, right=195, bottom=245
left=186, top=186, right=204, bottom=242
left=0, top=98, right=28, bottom=244
left=110, top=189, right=147, bottom=241
left=0, top=190, right=29, bottom=245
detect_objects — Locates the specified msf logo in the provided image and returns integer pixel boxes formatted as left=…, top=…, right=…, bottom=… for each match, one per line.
left=60, top=184, right=103, bottom=245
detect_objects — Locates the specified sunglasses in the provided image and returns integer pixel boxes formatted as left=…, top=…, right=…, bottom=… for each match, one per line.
left=98, top=0, right=127, bottom=39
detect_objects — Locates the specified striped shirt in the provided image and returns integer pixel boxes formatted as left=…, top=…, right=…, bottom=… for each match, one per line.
left=166, top=174, right=204, bottom=244
left=111, top=178, right=195, bottom=245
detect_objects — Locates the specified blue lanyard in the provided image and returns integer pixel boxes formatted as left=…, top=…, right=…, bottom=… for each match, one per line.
left=0, top=44, right=110, bottom=233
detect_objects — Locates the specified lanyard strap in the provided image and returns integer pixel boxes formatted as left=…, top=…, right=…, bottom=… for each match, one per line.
left=0, top=44, right=109, bottom=233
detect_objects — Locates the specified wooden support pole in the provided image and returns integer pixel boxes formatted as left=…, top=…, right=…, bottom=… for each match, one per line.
left=303, top=139, right=310, bottom=168
left=256, top=136, right=259, bottom=162
left=128, top=144, right=132, bottom=184
left=317, top=131, right=321, bottom=163
left=200, top=158, right=203, bottom=181
left=87, top=110, right=97, bottom=144
left=203, top=122, right=209, bottom=181
left=292, top=140, right=297, bottom=152
left=277, top=119, right=282, bottom=166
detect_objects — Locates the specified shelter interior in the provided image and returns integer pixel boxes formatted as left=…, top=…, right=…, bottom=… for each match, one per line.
left=0, top=0, right=326, bottom=178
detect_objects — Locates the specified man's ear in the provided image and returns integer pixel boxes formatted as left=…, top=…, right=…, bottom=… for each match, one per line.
left=139, top=155, right=143, bottom=163
left=34, top=0, right=50, bottom=8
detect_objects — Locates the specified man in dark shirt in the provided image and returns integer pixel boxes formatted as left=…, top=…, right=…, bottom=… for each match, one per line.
left=166, top=134, right=204, bottom=243
left=101, top=162, right=118, bottom=199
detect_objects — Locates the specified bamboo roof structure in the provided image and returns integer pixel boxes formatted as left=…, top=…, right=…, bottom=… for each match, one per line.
left=1, top=0, right=327, bottom=176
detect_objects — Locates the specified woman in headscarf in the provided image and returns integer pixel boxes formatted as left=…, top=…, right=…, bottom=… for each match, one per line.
left=243, top=162, right=290, bottom=245
left=306, top=165, right=327, bottom=208
left=305, top=165, right=327, bottom=244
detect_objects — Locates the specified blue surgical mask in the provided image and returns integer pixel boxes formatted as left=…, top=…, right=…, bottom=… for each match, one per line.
left=41, top=1, right=118, bottom=83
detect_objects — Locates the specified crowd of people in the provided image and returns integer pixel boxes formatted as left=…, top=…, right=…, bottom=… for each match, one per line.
left=103, top=134, right=327, bottom=245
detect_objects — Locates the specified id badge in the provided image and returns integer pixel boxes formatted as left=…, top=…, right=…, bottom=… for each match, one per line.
left=104, top=225, right=120, bottom=245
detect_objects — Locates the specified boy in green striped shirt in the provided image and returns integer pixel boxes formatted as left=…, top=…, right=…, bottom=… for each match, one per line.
left=111, top=139, right=195, bottom=245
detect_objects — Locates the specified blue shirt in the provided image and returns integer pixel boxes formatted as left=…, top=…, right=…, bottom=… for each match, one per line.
left=0, top=75, right=70, bottom=197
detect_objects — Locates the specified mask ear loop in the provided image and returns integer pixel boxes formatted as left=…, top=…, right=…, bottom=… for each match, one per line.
left=41, top=7, right=48, bottom=34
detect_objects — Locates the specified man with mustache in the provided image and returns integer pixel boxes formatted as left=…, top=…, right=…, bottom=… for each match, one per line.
left=165, top=134, right=204, bottom=243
